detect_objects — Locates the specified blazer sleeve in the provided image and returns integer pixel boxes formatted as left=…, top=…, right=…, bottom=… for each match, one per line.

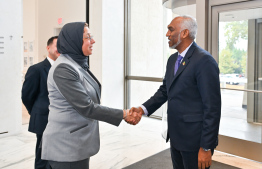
left=22, top=66, right=40, bottom=114
left=195, top=55, right=221, bottom=149
left=53, top=63, right=123, bottom=126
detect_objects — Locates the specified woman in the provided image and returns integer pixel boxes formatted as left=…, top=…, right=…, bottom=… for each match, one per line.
left=42, top=22, right=141, bottom=169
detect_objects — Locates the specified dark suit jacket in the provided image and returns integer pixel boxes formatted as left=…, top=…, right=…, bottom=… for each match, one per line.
left=22, top=58, right=51, bottom=134
left=143, top=42, right=221, bottom=151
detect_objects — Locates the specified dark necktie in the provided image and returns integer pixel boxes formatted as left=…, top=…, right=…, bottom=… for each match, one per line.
left=174, top=55, right=183, bottom=75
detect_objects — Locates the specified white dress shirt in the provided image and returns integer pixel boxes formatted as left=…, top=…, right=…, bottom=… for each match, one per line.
left=47, top=56, right=55, bottom=66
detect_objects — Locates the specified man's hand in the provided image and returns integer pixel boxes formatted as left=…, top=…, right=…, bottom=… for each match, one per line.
left=130, top=107, right=144, bottom=116
left=198, top=148, right=212, bottom=169
left=123, top=109, right=142, bottom=125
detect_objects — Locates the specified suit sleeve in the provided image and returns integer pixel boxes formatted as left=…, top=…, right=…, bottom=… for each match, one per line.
left=196, top=55, right=221, bottom=149
left=142, top=60, right=169, bottom=116
left=53, top=63, right=123, bottom=126
left=22, top=66, right=40, bottom=114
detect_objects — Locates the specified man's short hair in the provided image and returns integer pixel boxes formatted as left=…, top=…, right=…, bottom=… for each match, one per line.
left=47, top=36, right=58, bottom=46
left=177, top=15, right=198, bottom=40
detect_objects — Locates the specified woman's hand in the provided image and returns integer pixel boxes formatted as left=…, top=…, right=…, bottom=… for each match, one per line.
left=123, top=109, right=142, bottom=125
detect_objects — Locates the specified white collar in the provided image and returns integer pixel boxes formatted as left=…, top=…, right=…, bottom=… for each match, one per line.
left=178, top=42, right=194, bottom=58
left=47, top=56, right=55, bottom=65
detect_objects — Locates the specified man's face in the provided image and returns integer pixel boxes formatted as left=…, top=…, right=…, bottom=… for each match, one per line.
left=82, top=27, right=95, bottom=56
left=47, top=38, right=60, bottom=60
left=166, top=18, right=183, bottom=49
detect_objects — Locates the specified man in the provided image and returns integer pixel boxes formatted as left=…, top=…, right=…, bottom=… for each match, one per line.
left=131, top=15, right=221, bottom=169
left=22, top=36, right=60, bottom=169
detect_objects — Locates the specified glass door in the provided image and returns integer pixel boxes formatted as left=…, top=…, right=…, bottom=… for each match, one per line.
left=210, top=1, right=262, bottom=143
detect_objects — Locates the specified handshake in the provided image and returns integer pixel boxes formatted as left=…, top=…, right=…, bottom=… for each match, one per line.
left=123, top=107, right=144, bottom=125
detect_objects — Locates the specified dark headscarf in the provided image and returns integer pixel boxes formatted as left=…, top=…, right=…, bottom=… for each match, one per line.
left=57, top=22, right=89, bottom=70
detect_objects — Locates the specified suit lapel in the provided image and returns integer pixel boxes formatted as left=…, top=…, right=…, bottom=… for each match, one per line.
left=86, top=69, right=101, bottom=90
left=63, top=54, right=101, bottom=100
left=171, top=54, right=178, bottom=79
left=169, top=42, right=197, bottom=90
left=171, top=57, right=191, bottom=81
left=79, top=68, right=101, bottom=100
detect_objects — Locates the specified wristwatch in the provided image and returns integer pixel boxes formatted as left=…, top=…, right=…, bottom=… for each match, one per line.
left=202, top=148, right=211, bottom=151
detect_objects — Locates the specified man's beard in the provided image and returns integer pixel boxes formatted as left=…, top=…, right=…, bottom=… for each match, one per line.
left=170, top=32, right=181, bottom=49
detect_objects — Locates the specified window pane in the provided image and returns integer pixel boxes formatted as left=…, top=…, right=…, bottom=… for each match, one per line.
left=220, top=90, right=262, bottom=143
left=128, top=0, right=171, bottom=78
left=128, top=80, right=167, bottom=118
left=219, top=8, right=262, bottom=90
left=219, top=8, right=262, bottom=123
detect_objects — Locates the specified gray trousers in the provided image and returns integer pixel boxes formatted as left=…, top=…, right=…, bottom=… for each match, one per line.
left=49, top=158, right=89, bottom=169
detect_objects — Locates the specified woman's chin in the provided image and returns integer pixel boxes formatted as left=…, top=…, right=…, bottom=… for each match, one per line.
left=83, top=52, right=92, bottom=56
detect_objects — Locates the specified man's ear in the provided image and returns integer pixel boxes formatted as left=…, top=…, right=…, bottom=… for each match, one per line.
left=181, top=29, right=189, bottom=39
left=46, top=46, right=49, bottom=51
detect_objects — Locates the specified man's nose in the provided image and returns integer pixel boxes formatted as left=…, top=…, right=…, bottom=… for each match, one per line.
left=166, top=31, right=170, bottom=37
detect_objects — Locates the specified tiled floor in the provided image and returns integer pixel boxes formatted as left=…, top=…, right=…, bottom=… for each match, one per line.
left=0, top=116, right=262, bottom=169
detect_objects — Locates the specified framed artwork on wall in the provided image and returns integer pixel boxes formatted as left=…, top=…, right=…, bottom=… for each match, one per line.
left=29, top=41, right=33, bottom=52
left=29, top=56, right=33, bottom=66
left=24, top=56, right=27, bottom=67
left=24, top=42, right=28, bottom=52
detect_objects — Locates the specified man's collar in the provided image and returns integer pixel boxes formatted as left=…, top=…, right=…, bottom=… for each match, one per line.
left=178, top=42, right=194, bottom=58
left=47, top=56, right=55, bottom=65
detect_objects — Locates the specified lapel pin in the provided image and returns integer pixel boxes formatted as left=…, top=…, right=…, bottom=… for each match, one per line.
left=182, top=61, right=185, bottom=66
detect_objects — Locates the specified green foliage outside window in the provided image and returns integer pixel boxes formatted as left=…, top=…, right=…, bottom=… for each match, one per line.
left=219, top=20, right=248, bottom=75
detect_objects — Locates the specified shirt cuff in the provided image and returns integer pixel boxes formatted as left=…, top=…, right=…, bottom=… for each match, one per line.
left=140, top=105, right=149, bottom=116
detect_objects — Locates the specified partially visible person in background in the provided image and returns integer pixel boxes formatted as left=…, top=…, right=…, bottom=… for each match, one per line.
left=22, top=36, right=60, bottom=169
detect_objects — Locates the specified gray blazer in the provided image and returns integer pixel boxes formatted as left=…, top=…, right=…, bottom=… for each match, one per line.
left=42, top=54, right=123, bottom=162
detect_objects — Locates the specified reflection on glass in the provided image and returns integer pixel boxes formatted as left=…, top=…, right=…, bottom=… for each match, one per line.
left=219, top=8, right=262, bottom=124
left=128, top=0, right=179, bottom=78
left=220, top=90, right=262, bottom=143
left=218, top=19, right=247, bottom=89
left=129, top=80, right=166, bottom=118
left=129, top=0, right=165, bottom=78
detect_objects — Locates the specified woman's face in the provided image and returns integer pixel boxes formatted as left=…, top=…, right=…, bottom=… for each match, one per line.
left=82, top=27, right=95, bottom=56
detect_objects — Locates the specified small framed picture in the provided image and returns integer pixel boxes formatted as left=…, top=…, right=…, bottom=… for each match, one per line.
left=24, top=56, right=27, bottom=67
left=29, top=56, right=34, bottom=66
left=29, top=41, right=33, bottom=52
left=24, top=42, right=28, bottom=52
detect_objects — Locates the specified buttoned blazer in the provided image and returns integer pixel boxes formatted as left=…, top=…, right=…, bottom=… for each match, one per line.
left=42, top=54, right=123, bottom=162
left=143, top=42, right=221, bottom=151
left=22, top=58, right=51, bottom=134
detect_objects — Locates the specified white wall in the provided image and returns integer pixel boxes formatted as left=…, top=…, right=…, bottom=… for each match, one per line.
left=89, top=0, right=103, bottom=83
left=23, top=0, right=36, bottom=73
left=0, top=0, right=23, bottom=137
left=37, top=0, right=86, bottom=62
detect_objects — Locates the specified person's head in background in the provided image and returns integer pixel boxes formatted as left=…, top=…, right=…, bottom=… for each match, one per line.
left=46, top=36, right=60, bottom=61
